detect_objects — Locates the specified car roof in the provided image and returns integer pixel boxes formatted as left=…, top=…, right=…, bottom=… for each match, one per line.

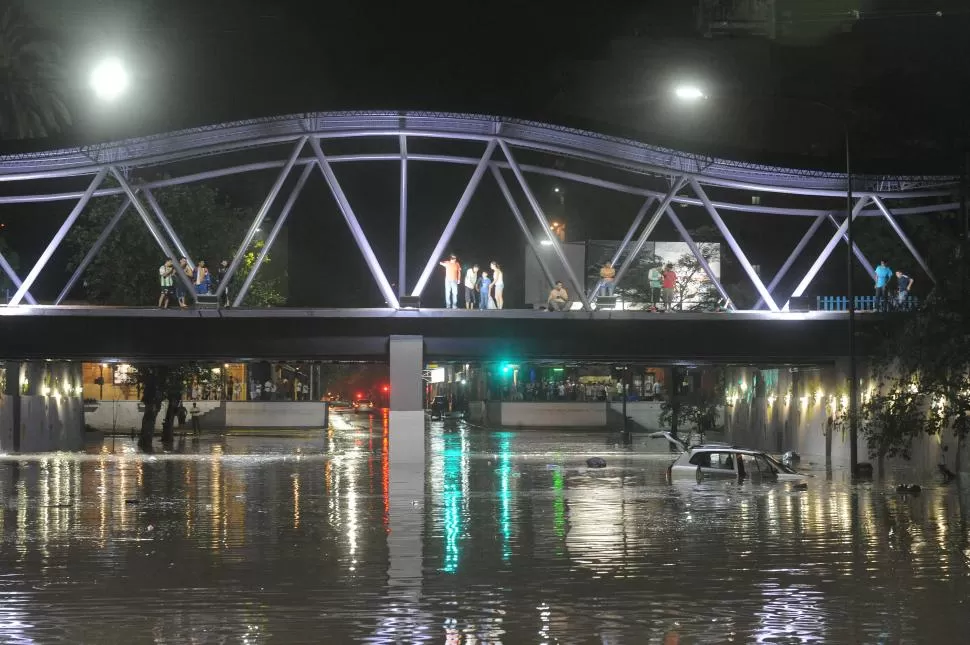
left=689, top=446, right=765, bottom=456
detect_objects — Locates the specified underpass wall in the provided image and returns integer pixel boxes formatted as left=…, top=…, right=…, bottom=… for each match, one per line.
left=18, top=395, right=84, bottom=453
left=0, top=396, right=13, bottom=451
left=722, top=363, right=953, bottom=474
left=1, top=362, right=84, bottom=453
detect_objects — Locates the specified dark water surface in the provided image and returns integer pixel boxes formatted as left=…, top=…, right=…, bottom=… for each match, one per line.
left=1, top=417, right=969, bottom=644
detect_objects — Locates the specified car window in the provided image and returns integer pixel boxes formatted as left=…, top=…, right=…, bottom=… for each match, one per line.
left=688, top=452, right=711, bottom=467
left=752, top=455, right=777, bottom=476
left=689, top=452, right=735, bottom=470
left=709, top=452, right=736, bottom=471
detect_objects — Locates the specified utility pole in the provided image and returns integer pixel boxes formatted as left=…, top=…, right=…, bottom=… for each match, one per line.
left=844, top=124, right=859, bottom=476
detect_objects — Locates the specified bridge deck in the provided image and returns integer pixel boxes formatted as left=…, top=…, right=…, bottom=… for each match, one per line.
left=0, top=305, right=849, bottom=321
left=0, top=306, right=868, bottom=363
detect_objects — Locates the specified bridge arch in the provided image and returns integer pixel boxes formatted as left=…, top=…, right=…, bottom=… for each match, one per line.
left=0, top=111, right=957, bottom=311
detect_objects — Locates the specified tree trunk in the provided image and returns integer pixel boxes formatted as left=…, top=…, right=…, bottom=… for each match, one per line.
left=161, top=394, right=179, bottom=445
left=140, top=369, right=160, bottom=452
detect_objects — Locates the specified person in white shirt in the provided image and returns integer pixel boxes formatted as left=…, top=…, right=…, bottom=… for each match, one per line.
left=464, top=264, right=479, bottom=309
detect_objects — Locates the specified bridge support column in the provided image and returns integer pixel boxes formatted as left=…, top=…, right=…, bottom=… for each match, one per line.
left=386, top=335, right=425, bottom=610
left=390, top=335, right=424, bottom=413
left=2, top=362, right=22, bottom=452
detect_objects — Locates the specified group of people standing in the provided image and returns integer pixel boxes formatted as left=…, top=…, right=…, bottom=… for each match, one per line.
left=158, top=257, right=231, bottom=308
left=440, top=254, right=505, bottom=309
left=874, top=260, right=914, bottom=310
left=598, top=261, right=679, bottom=311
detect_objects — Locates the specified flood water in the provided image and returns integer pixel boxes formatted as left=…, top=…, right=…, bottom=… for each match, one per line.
left=1, top=416, right=969, bottom=644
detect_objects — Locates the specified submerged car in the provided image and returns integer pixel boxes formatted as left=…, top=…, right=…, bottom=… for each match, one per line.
left=649, top=432, right=807, bottom=483
left=353, top=399, right=375, bottom=414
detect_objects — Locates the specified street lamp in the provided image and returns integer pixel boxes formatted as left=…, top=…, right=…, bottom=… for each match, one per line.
left=673, top=83, right=707, bottom=102
left=90, top=57, right=129, bottom=101
left=673, top=83, right=859, bottom=474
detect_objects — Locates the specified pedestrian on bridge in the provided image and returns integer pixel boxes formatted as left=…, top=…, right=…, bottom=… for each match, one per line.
left=158, top=259, right=175, bottom=308
left=177, top=258, right=193, bottom=308
left=648, top=264, right=662, bottom=305
left=895, top=270, right=914, bottom=309
left=599, top=261, right=617, bottom=296
left=478, top=271, right=492, bottom=310
left=490, top=261, right=505, bottom=309
left=439, top=253, right=461, bottom=309
left=214, top=260, right=231, bottom=307
left=661, top=264, right=677, bottom=311
left=464, top=263, right=479, bottom=309
left=194, top=260, right=211, bottom=295
left=874, top=260, right=893, bottom=311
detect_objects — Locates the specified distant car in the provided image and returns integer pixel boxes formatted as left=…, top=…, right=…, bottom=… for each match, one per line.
left=429, top=395, right=447, bottom=420
left=649, top=432, right=807, bottom=483
left=353, top=399, right=375, bottom=414
left=328, top=400, right=353, bottom=413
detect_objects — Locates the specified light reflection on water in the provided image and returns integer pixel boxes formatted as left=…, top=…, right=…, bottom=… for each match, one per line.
left=0, top=422, right=969, bottom=643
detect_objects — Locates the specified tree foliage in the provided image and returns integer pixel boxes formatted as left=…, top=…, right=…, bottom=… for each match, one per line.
left=660, top=368, right=725, bottom=442
left=857, top=209, right=970, bottom=460
left=64, top=178, right=286, bottom=307
left=118, top=362, right=221, bottom=450
left=0, top=235, right=19, bottom=296
left=0, top=2, right=71, bottom=139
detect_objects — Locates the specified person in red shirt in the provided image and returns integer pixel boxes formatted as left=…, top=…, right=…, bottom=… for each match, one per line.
left=439, top=254, right=461, bottom=309
left=661, top=263, right=677, bottom=311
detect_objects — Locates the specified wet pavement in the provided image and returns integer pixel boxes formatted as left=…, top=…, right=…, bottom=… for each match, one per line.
left=1, top=415, right=969, bottom=643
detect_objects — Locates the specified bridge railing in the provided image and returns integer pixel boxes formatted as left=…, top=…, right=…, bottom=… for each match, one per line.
left=816, top=295, right=919, bottom=312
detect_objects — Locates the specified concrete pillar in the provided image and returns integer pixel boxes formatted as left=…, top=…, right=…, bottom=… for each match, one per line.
left=386, top=336, right=426, bottom=615
left=389, top=335, right=424, bottom=412
left=2, top=362, right=21, bottom=452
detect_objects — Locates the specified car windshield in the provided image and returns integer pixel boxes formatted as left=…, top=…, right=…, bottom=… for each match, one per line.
left=762, top=453, right=797, bottom=474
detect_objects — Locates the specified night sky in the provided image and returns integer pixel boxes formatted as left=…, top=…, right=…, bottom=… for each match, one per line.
left=5, top=0, right=970, bottom=307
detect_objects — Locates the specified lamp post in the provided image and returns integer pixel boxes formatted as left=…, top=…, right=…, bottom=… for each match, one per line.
left=673, top=83, right=858, bottom=473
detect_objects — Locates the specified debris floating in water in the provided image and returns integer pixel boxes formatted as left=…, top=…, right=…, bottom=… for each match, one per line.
left=895, top=484, right=922, bottom=494
left=586, top=457, right=607, bottom=469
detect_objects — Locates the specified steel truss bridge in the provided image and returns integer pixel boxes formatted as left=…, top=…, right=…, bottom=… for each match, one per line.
left=0, top=111, right=958, bottom=312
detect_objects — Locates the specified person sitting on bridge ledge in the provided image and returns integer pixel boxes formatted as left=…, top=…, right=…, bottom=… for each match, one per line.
left=547, top=281, right=569, bottom=311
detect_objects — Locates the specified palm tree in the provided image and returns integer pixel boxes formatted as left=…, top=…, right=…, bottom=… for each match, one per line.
left=0, top=2, right=71, bottom=139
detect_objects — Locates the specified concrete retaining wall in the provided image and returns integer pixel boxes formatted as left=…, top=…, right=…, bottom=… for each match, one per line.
left=224, top=402, right=330, bottom=428
left=85, top=400, right=330, bottom=430
left=0, top=394, right=84, bottom=453
left=486, top=402, right=608, bottom=427
left=85, top=400, right=223, bottom=432
left=609, top=401, right=664, bottom=431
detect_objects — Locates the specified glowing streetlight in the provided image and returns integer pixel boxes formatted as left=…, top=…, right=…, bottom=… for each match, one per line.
left=673, top=84, right=707, bottom=102
left=90, top=58, right=129, bottom=101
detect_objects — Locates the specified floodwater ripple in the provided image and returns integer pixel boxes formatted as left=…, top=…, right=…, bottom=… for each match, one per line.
left=0, top=424, right=968, bottom=643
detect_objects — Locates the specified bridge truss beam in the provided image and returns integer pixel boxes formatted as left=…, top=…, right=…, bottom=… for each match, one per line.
left=0, top=111, right=957, bottom=310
